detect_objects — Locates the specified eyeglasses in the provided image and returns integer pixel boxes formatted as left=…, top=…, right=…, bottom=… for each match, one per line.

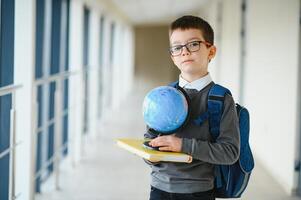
left=169, top=40, right=212, bottom=57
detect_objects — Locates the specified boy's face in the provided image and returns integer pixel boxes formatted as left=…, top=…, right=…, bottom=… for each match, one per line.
left=169, top=28, right=216, bottom=80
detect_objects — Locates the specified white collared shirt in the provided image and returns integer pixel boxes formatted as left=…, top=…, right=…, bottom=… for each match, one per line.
left=179, top=73, right=213, bottom=91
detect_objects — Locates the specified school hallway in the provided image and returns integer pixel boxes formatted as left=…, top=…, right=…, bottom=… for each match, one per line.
left=1, top=0, right=301, bottom=200
left=35, top=87, right=301, bottom=200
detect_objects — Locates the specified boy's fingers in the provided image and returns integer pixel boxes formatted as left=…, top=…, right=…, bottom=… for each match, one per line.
left=150, top=137, right=164, bottom=146
left=151, top=140, right=167, bottom=147
left=159, top=146, right=171, bottom=151
left=149, top=135, right=181, bottom=152
left=150, top=135, right=175, bottom=146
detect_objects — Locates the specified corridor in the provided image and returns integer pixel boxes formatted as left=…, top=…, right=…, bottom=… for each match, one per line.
left=35, top=88, right=301, bottom=200
left=0, top=0, right=300, bottom=199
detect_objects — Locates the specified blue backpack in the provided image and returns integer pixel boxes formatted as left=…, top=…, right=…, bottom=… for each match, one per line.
left=206, top=84, right=254, bottom=198
left=169, top=82, right=254, bottom=198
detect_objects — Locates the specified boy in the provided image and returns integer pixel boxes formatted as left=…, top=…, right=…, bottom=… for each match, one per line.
left=144, top=15, right=240, bottom=200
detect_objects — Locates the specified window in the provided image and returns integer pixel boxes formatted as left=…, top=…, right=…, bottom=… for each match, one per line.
left=83, top=6, right=90, bottom=134
left=34, top=0, right=70, bottom=193
left=0, top=0, right=15, bottom=199
left=97, top=16, right=104, bottom=118
left=239, top=0, right=247, bottom=103
left=106, top=22, right=115, bottom=107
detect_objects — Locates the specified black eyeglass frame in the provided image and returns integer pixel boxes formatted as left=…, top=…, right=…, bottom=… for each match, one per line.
left=169, top=40, right=212, bottom=57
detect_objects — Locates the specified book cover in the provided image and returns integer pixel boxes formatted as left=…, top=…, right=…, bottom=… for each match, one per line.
left=116, top=138, right=193, bottom=163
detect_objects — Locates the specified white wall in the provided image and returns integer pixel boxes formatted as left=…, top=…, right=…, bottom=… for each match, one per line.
left=217, top=0, right=241, bottom=101
left=199, top=0, right=241, bottom=101
left=14, top=0, right=36, bottom=199
left=122, top=26, right=135, bottom=99
left=111, top=23, right=136, bottom=109
left=112, top=22, right=122, bottom=110
left=69, top=0, right=85, bottom=164
left=93, top=15, right=136, bottom=114
left=244, top=0, right=300, bottom=194
left=202, top=0, right=300, bottom=195
left=87, top=8, right=100, bottom=137
left=101, top=16, right=113, bottom=112
left=198, top=1, right=222, bottom=83
left=68, top=0, right=135, bottom=160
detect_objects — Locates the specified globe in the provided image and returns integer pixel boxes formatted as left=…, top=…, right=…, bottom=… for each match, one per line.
left=142, top=86, right=189, bottom=134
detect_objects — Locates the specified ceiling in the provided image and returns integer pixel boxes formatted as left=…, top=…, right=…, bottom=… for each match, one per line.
left=110, top=0, right=208, bottom=25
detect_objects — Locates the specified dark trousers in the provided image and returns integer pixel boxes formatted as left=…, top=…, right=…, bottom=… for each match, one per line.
left=149, top=186, right=215, bottom=200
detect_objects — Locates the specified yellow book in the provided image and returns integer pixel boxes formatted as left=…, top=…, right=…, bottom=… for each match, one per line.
left=116, top=138, right=193, bottom=163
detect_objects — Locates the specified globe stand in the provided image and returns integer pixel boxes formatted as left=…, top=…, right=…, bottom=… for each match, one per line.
left=142, top=141, right=160, bottom=151
left=142, top=130, right=162, bottom=151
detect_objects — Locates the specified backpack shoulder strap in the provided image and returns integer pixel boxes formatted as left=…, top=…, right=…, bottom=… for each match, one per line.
left=208, top=84, right=232, bottom=141
left=208, top=84, right=232, bottom=189
left=168, top=81, right=179, bottom=88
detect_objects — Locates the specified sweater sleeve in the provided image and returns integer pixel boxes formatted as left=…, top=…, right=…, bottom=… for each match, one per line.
left=181, top=94, right=240, bottom=165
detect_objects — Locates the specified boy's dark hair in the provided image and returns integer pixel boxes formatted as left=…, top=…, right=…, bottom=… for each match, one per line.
left=169, top=15, right=214, bottom=45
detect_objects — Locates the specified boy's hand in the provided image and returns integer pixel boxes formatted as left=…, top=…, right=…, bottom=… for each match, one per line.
left=149, top=135, right=182, bottom=152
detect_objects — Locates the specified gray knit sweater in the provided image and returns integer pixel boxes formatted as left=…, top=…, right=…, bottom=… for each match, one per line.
left=144, top=82, right=240, bottom=193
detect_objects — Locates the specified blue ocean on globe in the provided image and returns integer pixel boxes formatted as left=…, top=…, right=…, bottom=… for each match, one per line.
left=142, top=86, right=188, bottom=134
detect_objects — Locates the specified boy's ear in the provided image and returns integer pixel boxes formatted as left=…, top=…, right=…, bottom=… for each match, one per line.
left=208, top=45, right=217, bottom=62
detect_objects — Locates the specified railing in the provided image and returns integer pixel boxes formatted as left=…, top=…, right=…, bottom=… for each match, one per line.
left=0, top=65, right=106, bottom=199
left=32, top=70, right=82, bottom=192
left=0, top=84, right=22, bottom=200
left=29, top=66, right=103, bottom=198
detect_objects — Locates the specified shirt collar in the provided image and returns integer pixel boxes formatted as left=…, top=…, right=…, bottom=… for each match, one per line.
left=179, top=73, right=212, bottom=91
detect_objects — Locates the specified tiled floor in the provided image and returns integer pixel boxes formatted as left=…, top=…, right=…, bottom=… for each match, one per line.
left=36, top=88, right=301, bottom=200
